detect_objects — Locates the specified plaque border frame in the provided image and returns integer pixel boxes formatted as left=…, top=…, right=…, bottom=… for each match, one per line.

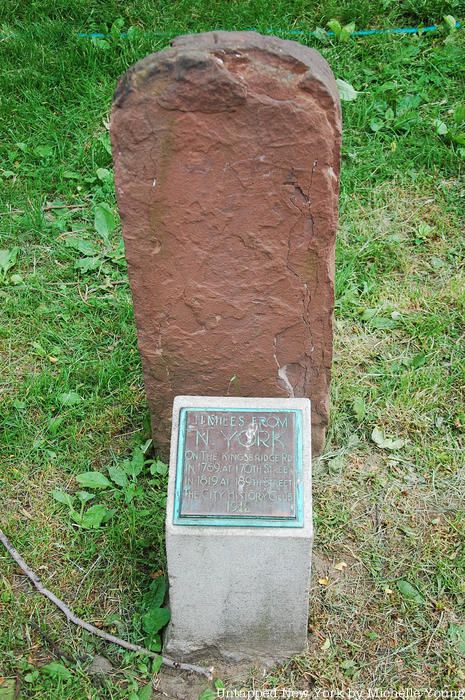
left=173, top=406, right=304, bottom=528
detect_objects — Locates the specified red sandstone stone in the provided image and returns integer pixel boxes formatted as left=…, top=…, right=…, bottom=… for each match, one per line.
left=111, top=31, right=341, bottom=457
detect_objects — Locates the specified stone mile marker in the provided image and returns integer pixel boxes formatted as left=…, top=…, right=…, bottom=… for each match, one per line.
left=111, top=31, right=341, bottom=661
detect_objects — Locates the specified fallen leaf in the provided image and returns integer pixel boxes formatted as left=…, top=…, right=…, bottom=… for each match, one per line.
left=20, top=508, right=34, bottom=520
left=371, top=426, right=405, bottom=450
left=334, top=561, right=347, bottom=571
left=336, top=78, right=358, bottom=101
left=150, top=570, right=164, bottom=579
left=318, top=577, right=330, bottom=586
left=321, top=637, right=331, bottom=651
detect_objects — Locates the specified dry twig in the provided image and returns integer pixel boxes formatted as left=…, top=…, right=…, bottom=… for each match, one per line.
left=0, top=528, right=213, bottom=680
left=42, top=203, right=86, bottom=211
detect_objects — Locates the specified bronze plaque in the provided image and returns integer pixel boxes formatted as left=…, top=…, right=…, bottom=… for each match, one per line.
left=176, top=408, right=301, bottom=522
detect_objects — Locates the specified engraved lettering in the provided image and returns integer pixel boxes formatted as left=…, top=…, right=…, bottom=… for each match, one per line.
left=179, top=409, right=298, bottom=519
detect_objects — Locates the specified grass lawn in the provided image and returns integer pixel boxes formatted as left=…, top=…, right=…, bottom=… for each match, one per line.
left=0, top=1, right=464, bottom=698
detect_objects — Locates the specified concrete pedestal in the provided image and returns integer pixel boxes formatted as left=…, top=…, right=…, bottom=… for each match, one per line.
left=164, top=396, right=313, bottom=663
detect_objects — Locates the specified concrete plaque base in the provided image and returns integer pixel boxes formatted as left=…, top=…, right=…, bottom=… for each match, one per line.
left=164, top=396, right=313, bottom=662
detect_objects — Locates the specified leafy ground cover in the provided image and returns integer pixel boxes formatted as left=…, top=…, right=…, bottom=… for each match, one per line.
left=0, top=1, right=464, bottom=698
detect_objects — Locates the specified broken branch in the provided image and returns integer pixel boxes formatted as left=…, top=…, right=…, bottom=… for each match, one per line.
left=0, top=528, right=213, bottom=680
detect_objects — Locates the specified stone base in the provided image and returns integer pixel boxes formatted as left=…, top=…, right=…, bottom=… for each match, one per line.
left=164, top=396, right=313, bottom=662
left=164, top=529, right=312, bottom=662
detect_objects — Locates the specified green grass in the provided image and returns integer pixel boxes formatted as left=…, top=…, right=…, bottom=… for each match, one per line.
left=1, top=1, right=464, bottom=698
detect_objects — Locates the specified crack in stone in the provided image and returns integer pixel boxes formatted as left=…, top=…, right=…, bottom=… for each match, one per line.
left=283, top=190, right=315, bottom=397
left=273, top=336, right=295, bottom=398
left=293, top=182, right=309, bottom=203
left=278, top=365, right=295, bottom=397
left=308, top=159, right=318, bottom=233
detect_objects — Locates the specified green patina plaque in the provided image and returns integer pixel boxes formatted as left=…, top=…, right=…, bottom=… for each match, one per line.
left=173, top=407, right=304, bottom=527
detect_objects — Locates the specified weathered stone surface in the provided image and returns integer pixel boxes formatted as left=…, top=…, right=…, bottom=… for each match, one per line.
left=111, top=31, right=341, bottom=456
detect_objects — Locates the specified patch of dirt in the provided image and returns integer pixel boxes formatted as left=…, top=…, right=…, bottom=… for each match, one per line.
left=155, top=660, right=255, bottom=700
